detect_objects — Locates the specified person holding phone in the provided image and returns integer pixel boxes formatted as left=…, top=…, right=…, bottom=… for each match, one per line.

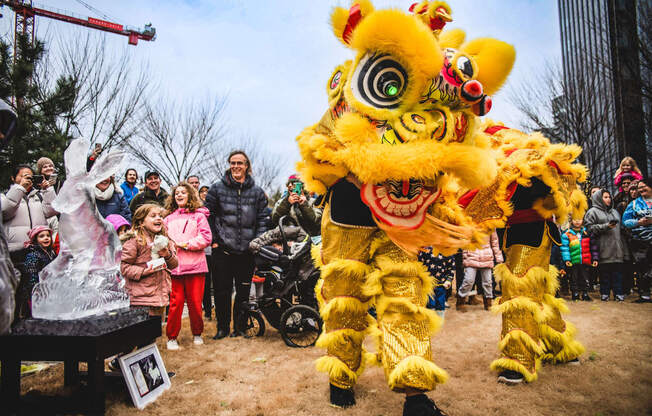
left=1, top=164, right=57, bottom=318
left=271, top=174, right=322, bottom=237
left=584, top=189, right=627, bottom=301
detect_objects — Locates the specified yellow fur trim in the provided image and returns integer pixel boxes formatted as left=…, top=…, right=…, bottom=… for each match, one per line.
left=388, top=355, right=449, bottom=391
left=320, top=258, right=374, bottom=280
left=493, top=263, right=549, bottom=294
left=545, top=266, right=560, bottom=294
left=490, top=357, right=539, bottom=383
left=542, top=293, right=569, bottom=314
left=439, top=28, right=466, bottom=49
left=331, top=116, right=498, bottom=186
left=361, top=269, right=384, bottom=298
left=569, top=187, right=588, bottom=220
left=491, top=296, right=545, bottom=323
left=320, top=296, right=369, bottom=323
left=540, top=321, right=585, bottom=363
left=315, top=278, right=326, bottom=309
left=459, top=38, right=515, bottom=95
left=315, top=355, right=358, bottom=387
left=498, top=329, right=544, bottom=356
left=375, top=297, right=442, bottom=335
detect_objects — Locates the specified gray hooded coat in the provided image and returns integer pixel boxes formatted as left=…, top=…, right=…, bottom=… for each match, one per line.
left=583, top=190, right=626, bottom=263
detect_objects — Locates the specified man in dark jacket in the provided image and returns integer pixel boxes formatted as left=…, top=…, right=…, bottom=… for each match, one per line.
left=129, top=171, right=169, bottom=215
left=205, top=150, right=268, bottom=339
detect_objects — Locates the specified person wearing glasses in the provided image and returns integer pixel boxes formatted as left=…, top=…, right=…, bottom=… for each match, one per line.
left=204, top=150, right=268, bottom=339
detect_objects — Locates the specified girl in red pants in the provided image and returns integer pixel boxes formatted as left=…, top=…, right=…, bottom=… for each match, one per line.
left=163, top=182, right=212, bottom=350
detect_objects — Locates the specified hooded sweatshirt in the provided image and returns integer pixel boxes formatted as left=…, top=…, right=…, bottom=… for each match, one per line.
left=583, top=190, right=626, bottom=263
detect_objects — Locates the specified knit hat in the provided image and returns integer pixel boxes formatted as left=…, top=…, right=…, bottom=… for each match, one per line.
left=24, top=225, right=52, bottom=248
left=36, top=157, right=54, bottom=174
left=106, top=214, right=131, bottom=232
left=286, top=174, right=301, bottom=186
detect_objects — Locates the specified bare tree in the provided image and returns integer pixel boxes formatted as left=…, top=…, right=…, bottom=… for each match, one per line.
left=199, top=134, right=286, bottom=194
left=508, top=61, right=616, bottom=184
left=125, top=94, right=227, bottom=186
left=35, top=32, right=152, bottom=150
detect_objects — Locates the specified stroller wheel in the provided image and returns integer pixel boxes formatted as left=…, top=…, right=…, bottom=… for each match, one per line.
left=279, top=305, right=322, bottom=348
left=238, top=310, right=266, bottom=338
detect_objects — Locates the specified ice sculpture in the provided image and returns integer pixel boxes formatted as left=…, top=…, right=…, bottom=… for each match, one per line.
left=31, top=138, right=130, bottom=320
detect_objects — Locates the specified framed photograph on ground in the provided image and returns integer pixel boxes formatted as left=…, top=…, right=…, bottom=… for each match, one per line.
left=119, top=343, right=171, bottom=409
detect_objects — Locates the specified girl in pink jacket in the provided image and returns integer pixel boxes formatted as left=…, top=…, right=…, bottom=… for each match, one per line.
left=458, top=230, right=504, bottom=311
left=163, top=182, right=212, bottom=350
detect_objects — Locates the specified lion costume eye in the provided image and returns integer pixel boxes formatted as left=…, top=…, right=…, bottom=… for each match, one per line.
left=452, top=53, right=477, bottom=81
left=351, top=53, right=407, bottom=109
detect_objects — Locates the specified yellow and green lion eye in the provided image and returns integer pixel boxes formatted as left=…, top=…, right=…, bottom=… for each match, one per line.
left=351, top=52, right=407, bottom=109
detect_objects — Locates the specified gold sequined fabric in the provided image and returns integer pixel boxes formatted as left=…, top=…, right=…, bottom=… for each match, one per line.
left=465, top=178, right=505, bottom=223
left=504, top=227, right=551, bottom=276
left=382, top=277, right=422, bottom=305
left=380, top=316, right=433, bottom=380
left=320, top=205, right=379, bottom=265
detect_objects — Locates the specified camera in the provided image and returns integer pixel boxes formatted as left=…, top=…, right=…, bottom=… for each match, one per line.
left=31, top=175, right=44, bottom=184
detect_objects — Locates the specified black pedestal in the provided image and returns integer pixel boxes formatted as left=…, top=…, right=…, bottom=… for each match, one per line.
left=0, top=308, right=161, bottom=415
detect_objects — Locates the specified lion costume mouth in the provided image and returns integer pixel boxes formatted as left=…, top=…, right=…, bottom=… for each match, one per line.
left=361, top=179, right=441, bottom=229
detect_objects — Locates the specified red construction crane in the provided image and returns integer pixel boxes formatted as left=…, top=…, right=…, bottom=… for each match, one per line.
left=0, top=0, right=156, bottom=47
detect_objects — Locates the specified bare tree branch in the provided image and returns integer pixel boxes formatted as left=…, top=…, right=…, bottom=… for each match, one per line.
left=125, top=94, right=227, bottom=187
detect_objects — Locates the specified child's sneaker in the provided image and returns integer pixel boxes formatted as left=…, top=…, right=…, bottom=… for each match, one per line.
left=615, top=295, right=625, bottom=302
left=600, top=294, right=609, bottom=302
left=193, top=336, right=204, bottom=345
left=167, top=339, right=179, bottom=350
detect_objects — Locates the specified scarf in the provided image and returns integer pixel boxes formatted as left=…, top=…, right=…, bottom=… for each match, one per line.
left=94, top=184, right=115, bottom=201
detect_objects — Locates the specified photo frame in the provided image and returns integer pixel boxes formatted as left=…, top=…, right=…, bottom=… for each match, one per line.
left=118, top=343, right=171, bottom=409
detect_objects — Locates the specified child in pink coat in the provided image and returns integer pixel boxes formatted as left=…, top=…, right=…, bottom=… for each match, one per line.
left=163, top=182, right=212, bottom=350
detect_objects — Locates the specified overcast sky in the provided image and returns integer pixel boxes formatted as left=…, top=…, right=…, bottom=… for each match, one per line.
left=0, top=0, right=561, bottom=186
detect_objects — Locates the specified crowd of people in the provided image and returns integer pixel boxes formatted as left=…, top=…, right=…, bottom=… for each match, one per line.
left=2, top=150, right=651, bottom=350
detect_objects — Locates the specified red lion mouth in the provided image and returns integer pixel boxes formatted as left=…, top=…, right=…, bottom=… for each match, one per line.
left=361, top=179, right=441, bottom=229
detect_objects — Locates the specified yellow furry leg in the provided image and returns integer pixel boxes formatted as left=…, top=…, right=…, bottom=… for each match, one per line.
left=373, top=238, right=448, bottom=392
left=540, top=278, right=585, bottom=363
left=314, top=216, right=380, bottom=390
left=490, top=263, right=546, bottom=381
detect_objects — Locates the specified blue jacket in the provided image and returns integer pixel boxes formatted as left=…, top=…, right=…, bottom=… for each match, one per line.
left=120, top=182, right=140, bottom=206
left=97, top=192, right=132, bottom=223
left=622, top=196, right=652, bottom=242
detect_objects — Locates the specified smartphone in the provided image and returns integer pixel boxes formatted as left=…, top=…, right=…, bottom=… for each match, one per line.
left=94, top=143, right=102, bottom=151
left=293, top=181, right=303, bottom=194
left=608, top=219, right=618, bottom=225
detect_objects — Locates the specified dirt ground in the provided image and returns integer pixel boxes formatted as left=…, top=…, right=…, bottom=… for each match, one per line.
left=19, top=296, right=652, bottom=416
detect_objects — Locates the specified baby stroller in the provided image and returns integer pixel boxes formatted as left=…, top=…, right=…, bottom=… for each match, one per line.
left=238, top=216, right=322, bottom=347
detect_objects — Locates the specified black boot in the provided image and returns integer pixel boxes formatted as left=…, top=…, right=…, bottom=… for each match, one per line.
left=581, top=292, right=592, bottom=301
left=330, top=384, right=355, bottom=408
left=403, top=394, right=448, bottom=416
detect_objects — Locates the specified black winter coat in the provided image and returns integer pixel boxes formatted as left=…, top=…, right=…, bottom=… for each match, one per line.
left=97, top=190, right=132, bottom=223
left=205, top=172, right=268, bottom=254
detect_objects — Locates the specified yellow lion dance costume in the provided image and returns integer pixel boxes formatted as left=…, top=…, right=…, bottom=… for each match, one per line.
left=295, top=2, right=587, bottom=414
